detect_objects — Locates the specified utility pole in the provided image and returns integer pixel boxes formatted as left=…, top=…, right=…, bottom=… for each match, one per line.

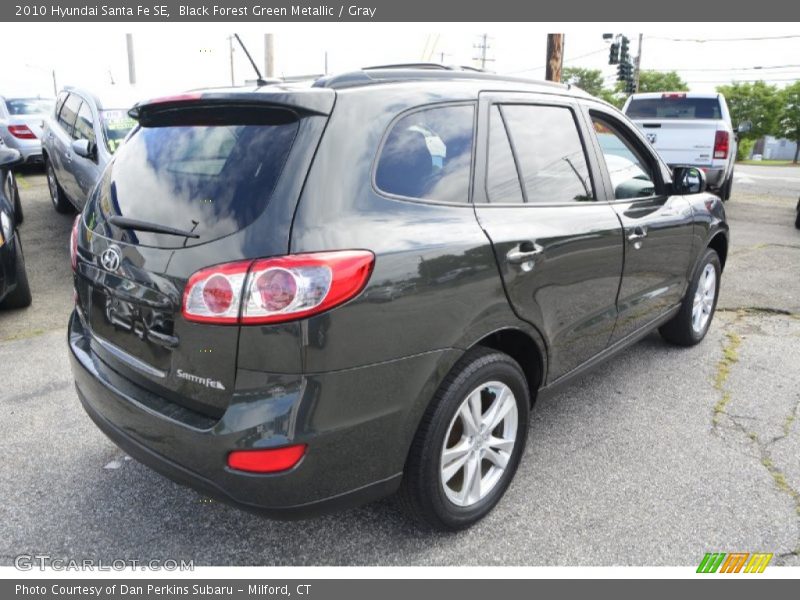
left=633, top=33, right=643, bottom=93
left=264, top=33, right=275, bottom=79
left=545, top=34, right=565, bottom=82
left=51, top=70, right=57, bottom=96
left=473, top=34, right=493, bottom=70
left=228, top=35, right=235, bottom=86
left=324, top=51, right=328, bottom=75
left=126, top=33, right=136, bottom=85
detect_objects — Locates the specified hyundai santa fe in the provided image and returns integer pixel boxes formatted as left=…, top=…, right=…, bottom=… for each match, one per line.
left=69, top=66, right=729, bottom=530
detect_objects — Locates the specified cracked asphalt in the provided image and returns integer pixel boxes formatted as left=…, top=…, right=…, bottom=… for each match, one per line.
left=0, top=165, right=798, bottom=566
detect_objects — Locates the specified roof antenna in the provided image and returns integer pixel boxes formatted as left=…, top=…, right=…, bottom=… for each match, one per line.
left=233, top=33, right=268, bottom=86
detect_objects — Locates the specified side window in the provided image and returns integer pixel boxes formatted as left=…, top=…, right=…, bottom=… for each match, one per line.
left=591, top=115, right=657, bottom=200
left=486, top=106, right=524, bottom=204
left=58, top=94, right=81, bottom=137
left=375, top=104, right=474, bottom=203
left=74, top=102, right=94, bottom=142
left=501, top=104, right=594, bottom=203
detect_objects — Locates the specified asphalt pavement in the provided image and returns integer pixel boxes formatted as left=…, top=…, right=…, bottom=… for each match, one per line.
left=0, top=164, right=798, bottom=566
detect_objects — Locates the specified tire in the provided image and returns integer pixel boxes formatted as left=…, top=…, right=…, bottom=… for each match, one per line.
left=1, top=231, right=32, bottom=309
left=400, top=347, right=530, bottom=531
left=721, top=170, right=733, bottom=201
left=46, top=158, right=73, bottom=214
left=795, top=198, right=800, bottom=229
left=659, top=248, right=721, bottom=346
left=12, top=175, right=23, bottom=225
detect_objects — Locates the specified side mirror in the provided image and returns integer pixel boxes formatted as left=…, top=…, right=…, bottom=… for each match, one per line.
left=71, top=138, right=94, bottom=159
left=736, top=120, right=752, bottom=134
left=0, top=148, right=23, bottom=169
left=673, top=166, right=707, bottom=195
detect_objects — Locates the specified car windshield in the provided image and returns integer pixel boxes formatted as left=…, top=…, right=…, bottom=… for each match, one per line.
left=100, top=109, right=137, bottom=153
left=6, top=98, right=54, bottom=115
left=626, top=97, right=722, bottom=120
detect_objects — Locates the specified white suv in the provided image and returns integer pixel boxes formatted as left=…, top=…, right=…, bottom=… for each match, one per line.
left=623, top=92, right=743, bottom=201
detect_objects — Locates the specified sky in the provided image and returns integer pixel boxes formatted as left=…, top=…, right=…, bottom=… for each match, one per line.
left=2, top=23, right=799, bottom=101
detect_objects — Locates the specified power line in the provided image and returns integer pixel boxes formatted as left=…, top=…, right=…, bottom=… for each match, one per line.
left=503, top=47, right=606, bottom=75
left=645, top=64, right=800, bottom=73
left=646, top=34, right=800, bottom=43
left=683, top=76, right=800, bottom=83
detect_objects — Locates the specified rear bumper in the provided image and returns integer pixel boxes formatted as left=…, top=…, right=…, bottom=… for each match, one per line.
left=69, top=310, right=455, bottom=518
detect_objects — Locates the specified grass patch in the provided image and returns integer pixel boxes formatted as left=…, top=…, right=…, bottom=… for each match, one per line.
left=737, top=160, right=798, bottom=167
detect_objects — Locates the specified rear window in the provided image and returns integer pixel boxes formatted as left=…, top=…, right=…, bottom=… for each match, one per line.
left=5, top=98, right=54, bottom=115
left=626, top=97, right=722, bottom=120
left=100, top=110, right=136, bottom=153
left=86, top=107, right=299, bottom=248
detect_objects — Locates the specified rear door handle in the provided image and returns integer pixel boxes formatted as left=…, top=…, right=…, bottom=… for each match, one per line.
left=506, top=242, right=544, bottom=265
left=627, top=226, right=648, bottom=242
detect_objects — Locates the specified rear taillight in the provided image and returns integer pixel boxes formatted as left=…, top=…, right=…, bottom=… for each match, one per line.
left=70, top=215, right=80, bottom=271
left=8, top=125, right=36, bottom=139
left=714, top=131, right=729, bottom=160
left=662, top=93, right=687, bottom=99
left=181, top=250, right=375, bottom=325
left=227, top=444, right=307, bottom=473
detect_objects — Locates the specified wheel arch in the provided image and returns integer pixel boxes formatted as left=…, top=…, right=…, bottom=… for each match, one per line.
left=708, top=231, right=728, bottom=270
left=471, top=327, right=546, bottom=405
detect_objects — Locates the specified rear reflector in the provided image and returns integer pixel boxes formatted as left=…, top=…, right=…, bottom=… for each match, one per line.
left=714, top=130, right=729, bottom=159
left=182, top=250, right=375, bottom=325
left=227, top=444, right=306, bottom=473
left=70, top=215, right=80, bottom=271
left=8, top=124, right=36, bottom=139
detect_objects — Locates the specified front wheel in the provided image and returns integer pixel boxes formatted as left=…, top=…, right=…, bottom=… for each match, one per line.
left=400, top=347, right=530, bottom=531
left=660, top=248, right=721, bottom=346
left=46, top=159, right=73, bottom=214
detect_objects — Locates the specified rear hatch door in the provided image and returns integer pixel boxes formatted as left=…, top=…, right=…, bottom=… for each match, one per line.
left=74, top=91, right=333, bottom=418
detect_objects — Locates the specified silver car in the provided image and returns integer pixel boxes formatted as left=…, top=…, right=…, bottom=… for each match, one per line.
left=0, top=96, right=55, bottom=164
left=41, top=87, right=137, bottom=213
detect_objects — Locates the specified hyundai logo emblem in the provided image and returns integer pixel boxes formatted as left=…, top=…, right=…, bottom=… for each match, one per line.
left=100, top=246, right=122, bottom=272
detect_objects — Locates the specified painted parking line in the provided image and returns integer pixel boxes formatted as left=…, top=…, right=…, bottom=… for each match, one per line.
left=15, top=174, right=29, bottom=189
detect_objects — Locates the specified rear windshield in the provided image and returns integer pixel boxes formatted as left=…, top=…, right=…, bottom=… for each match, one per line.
left=86, top=107, right=299, bottom=248
left=626, top=97, right=722, bottom=120
left=6, top=98, right=54, bottom=115
left=100, top=110, right=136, bottom=153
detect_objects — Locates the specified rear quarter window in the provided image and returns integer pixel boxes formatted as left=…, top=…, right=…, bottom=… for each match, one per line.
left=375, top=104, right=475, bottom=204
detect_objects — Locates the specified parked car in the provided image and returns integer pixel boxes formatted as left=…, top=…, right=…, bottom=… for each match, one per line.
left=42, top=87, right=137, bottom=213
left=622, top=92, right=748, bottom=201
left=0, top=96, right=54, bottom=165
left=69, top=68, right=728, bottom=530
left=0, top=148, right=31, bottom=309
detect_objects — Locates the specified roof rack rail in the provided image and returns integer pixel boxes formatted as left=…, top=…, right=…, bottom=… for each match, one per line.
left=362, top=63, right=455, bottom=71
left=312, top=68, right=572, bottom=91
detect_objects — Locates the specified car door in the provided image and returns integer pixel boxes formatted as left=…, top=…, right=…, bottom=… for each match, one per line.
left=582, top=105, right=695, bottom=343
left=51, top=93, right=81, bottom=199
left=473, top=92, right=624, bottom=382
left=71, top=100, right=101, bottom=206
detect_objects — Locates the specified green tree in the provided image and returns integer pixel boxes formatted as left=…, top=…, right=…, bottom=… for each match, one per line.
left=562, top=67, right=605, bottom=97
left=776, top=81, right=800, bottom=163
left=715, top=81, right=781, bottom=140
left=635, top=71, right=689, bottom=93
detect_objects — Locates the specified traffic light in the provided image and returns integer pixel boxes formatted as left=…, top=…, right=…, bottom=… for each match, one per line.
left=609, top=42, right=619, bottom=65
left=626, top=79, right=636, bottom=94
left=617, top=61, right=632, bottom=82
left=620, top=36, right=630, bottom=64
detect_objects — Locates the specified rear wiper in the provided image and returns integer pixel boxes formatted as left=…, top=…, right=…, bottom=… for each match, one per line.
left=107, top=216, right=200, bottom=239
